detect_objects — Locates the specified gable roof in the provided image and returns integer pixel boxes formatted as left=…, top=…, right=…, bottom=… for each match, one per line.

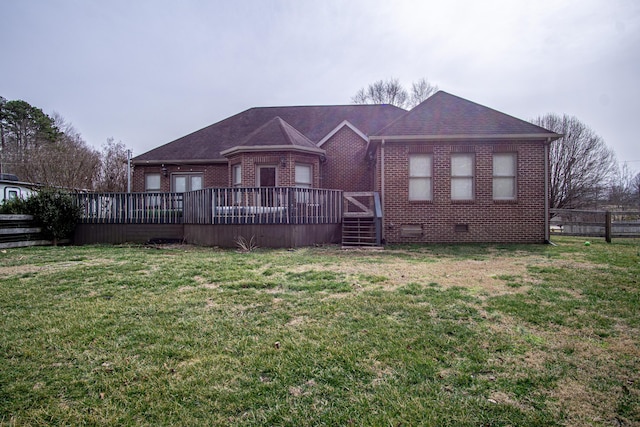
left=372, top=91, right=561, bottom=141
left=220, top=116, right=324, bottom=156
left=133, top=104, right=406, bottom=164
left=317, top=120, right=369, bottom=147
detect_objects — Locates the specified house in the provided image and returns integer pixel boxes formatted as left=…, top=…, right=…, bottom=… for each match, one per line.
left=132, top=91, right=560, bottom=244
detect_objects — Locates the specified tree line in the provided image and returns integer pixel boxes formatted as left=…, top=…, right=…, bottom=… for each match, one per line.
left=352, top=78, right=640, bottom=210
left=0, top=96, right=129, bottom=192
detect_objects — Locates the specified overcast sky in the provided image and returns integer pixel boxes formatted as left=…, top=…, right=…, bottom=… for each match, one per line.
left=2, top=0, right=639, bottom=173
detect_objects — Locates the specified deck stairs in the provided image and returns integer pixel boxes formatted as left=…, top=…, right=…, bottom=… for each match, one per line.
left=342, top=192, right=382, bottom=249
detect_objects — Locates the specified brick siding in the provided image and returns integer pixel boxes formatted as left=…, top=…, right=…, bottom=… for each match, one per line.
left=378, top=140, right=548, bottom=244
left=228, top=152, right=321, bottom=187
left=320, top=126, right=373, bottom=192
left=132, top=163, right=227, bottom=192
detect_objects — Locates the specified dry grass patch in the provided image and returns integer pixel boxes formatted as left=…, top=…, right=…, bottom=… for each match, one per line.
left=287, top=253, right=552, bottom=296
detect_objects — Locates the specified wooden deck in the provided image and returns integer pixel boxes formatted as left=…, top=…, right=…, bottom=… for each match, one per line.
left=73, top=188, right=344, bottom=248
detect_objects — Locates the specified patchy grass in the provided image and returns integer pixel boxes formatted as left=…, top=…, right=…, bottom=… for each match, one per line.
left=0, top=237, right=638, bottom=426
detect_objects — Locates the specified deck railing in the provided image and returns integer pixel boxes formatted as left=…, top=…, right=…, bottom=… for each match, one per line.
left=75, top=192, right=184, bottom=224
left=75, top=187, right=343, bottom=225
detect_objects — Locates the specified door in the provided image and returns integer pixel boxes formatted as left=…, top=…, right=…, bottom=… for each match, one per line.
left=172, top=174, right=203, bottom=193
left=256, top=166, right=277, bottom=206
left=257, top=166, right=276, bottom=187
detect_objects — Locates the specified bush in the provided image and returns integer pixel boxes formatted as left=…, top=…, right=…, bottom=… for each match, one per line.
left=0, top=196, right=29, bottom=214
left=2, top=188, right=81, bottom=245
left=28, top=189, right=81, bottom=245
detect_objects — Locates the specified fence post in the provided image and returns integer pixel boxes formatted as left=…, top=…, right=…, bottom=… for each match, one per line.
left=605, top=210, right=612, bottom=243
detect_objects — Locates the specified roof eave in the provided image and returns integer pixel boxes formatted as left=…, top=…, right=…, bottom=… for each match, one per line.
left=132, top=158, right=227, bottom=166
left=220, top=145, right=326, bottom=157
left=370, top=133, right=563, bottom=142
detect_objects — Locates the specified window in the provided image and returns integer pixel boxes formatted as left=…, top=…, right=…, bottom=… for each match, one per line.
left=409, top=154, right=433, bottom=201
left=451, top=153, right=474, bottom=200
left=172, top=173, right=204, bottom=193
left=295, top=164, right=312, bottom=188
left=145, top=174, right=161, bottom=192
left=295, top=163, right=313, bottom=203
left=493, top=153, right=517, bottom=200
left=232, top=164, right=242, bottom=187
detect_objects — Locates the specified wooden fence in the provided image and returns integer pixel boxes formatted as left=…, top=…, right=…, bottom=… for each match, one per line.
left=550, top=209, right=640, bottom=242
left=74, top=187, right=343, bottom=225
left=0, top=214, right=50, bottom=249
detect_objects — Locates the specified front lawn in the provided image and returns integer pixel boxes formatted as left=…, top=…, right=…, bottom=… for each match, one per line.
left=1, top=237, right=638, bottom=426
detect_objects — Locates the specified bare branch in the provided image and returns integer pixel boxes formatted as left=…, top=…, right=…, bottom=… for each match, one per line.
left=409, top=78, right=438, bottom=108
left=533, top=113, right=617, bottom=209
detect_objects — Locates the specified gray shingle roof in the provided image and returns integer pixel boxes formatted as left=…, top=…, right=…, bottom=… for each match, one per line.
left=235, top=116, right=318, bottom=149
left=373, top=91, right=558, bottom=138
left=134, top=104, right=406, bottom=163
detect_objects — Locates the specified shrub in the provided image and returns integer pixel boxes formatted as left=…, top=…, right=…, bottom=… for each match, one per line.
left=0, top=196, right=29, bottom=214
left=23, top=188, right=81, bottom=245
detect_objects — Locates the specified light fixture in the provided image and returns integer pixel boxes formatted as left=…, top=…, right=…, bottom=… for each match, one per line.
left=280, top=156, right=286, bottom=167
left=161, top=164, right=168, bottom=177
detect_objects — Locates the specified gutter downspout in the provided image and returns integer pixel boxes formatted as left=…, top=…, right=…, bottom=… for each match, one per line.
left=380, top=139, right=386, bottom=242
left=544, top=138, right=551, bottom=244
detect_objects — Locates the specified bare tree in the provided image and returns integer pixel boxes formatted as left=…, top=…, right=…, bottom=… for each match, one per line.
left=632, top=172, right=640, bottom=208
left=96, top=138, right=129, bottom=192
left=409, top=78, right=439, bottom=107
left=352, top=77, right=439, bottom=109
left=608, top=163, right=637, bottom=208
left=352, top=78, right=409, bottom=108
left=532, top=113, right=618, bottom=210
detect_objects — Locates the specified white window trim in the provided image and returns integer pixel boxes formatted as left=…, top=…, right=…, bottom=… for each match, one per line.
left=171, top=172, right=204, bottom=193
left=295, top=163, right=313, bottom=188
left=145, top=173, right=161, bottom=192
left=451, top=153, right=475, bottom=201
left=232, top=164, right=242, bottom=187
left=493, top=153, right=517, bottom=201
left=408, top=154, right=433, bottom=202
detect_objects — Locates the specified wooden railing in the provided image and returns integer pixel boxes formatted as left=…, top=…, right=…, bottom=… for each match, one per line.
left=342, top=192, right=383, bottom=246
left=183, top=187, right=342, bottom=224
left=75, top=192, right=184, bottom=224
left=75, top=188, right=343, bottom=225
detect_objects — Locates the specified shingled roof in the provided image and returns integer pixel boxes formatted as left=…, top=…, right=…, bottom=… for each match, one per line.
left=133, top=104, right=406, bottom=164
left=220, top=116, right=323, bottom=156
left=372, top=91, right=560, bottom=140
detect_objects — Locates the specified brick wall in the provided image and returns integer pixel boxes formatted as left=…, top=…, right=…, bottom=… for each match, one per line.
left=320, top=126, right=373, bottom=191
left=378, top=140, right=548, bottom=244
left=227, top=152, right=321, bottom=187
left=132, top=163, right=228, bottom=192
